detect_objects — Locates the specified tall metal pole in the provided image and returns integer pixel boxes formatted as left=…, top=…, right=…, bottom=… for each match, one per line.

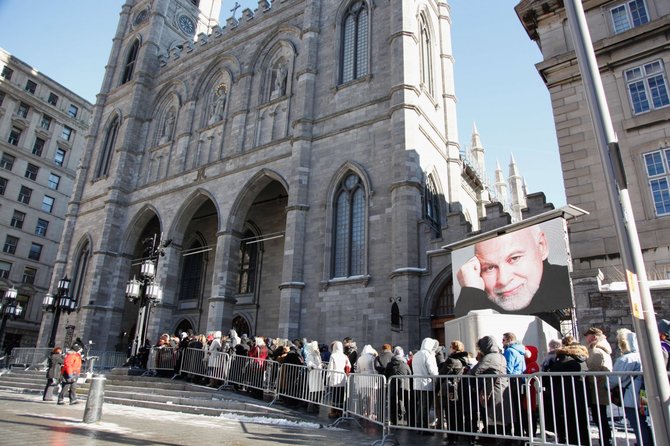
left=47, top=305, right=62, bottom=348
left=564, top=1, right=670, bottom=442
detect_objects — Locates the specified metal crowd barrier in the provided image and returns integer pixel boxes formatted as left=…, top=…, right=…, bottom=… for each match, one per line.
left=88, top=350, right=127, bottom=370
left=146, top=346, right=178, bottom=375
left=347, top=373, right=386, bottom=424
left=7, top=348, right=52, bottom=369
left=128, top=349, right=655, bottom=446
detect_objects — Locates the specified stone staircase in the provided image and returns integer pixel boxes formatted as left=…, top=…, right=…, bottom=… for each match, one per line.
left=0, top=367, right=300, bottom=421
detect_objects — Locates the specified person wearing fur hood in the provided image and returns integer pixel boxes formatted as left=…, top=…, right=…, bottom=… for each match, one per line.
left=609, top=329, right=654, bottom=446
left=544, top=341, right=590, bottom=445
left=584, top=327, right=613, bottom=446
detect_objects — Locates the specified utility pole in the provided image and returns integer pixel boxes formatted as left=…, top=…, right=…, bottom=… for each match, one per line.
left=564, top=1, right=670, bottom=443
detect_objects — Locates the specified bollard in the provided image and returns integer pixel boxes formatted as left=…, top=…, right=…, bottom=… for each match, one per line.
left=83, top=374, right=105, bottom=423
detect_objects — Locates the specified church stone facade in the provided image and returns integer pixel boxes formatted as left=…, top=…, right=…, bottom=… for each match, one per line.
left=39, top=0, right=545, bottom=351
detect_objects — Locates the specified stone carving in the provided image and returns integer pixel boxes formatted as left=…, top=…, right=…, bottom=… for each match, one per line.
left=160, top=108, right=175, bottom=144
left=270, top=64, right=287, bottom=100
left=208, top=84, right=227, bottom=125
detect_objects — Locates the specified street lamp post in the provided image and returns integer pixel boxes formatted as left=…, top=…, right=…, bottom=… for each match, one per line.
left=126, top=234, right=168, bottom=367
left=0, top=286, right=23, bottom=349
left=42, top=276, right=76, bottom=348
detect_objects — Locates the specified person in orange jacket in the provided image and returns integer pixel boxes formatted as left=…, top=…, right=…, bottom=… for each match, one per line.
left=58, top=343, right=82, bottom=405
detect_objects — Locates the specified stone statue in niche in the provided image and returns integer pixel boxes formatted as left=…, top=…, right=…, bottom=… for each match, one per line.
left=208, top=84, right=227, bottom=125
left=270, top=64, right=287, bottom=100
left=160, top=108, right=175, bottom=144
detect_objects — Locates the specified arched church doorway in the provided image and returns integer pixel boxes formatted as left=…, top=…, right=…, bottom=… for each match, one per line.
left=232, top=315, right=251, bottom=338
left=431, top=279, right=456, bottom=346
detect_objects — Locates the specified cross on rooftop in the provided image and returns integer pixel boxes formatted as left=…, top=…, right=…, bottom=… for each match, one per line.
left=230, top=2, right=241, bottom=18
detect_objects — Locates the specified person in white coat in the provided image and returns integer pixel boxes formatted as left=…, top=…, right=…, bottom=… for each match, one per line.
left=327, top=340, right=351, bottom=418
left=305, top=340, right=324, bottom=413
left=411, top=337, right=440, bottom=431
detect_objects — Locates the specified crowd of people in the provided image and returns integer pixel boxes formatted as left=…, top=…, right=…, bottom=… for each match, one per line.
left=44, top=318, right=668, bottom=445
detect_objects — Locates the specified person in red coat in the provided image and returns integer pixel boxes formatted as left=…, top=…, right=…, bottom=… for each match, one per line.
left=58, top=344, right=82, bottom=405
left=522, top=345, right=540, bottom=437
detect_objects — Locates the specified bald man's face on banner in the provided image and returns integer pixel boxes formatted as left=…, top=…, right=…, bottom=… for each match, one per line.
left=457, top=226, right=549, bottom=311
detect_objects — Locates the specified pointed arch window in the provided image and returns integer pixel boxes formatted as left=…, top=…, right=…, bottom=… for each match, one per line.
left=332, top=173, right=366, bottom=278
left=71, top=240, right=91, bottom=308
left=237, top=229, right=259, bottom=294
left=179, top=239, right=205, bottom=300
left=95, top=117, right=119, bottom=179
left=419, top=15, right=433, bottom=94
left=424, top=175, right=441, bottom=237
left=121, top=39, right=140, bottom=85
left=340, top=1, right=369, bottom=84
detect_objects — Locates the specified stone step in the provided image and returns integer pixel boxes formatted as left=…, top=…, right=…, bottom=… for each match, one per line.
left=1, top=367, right=295, bottom=421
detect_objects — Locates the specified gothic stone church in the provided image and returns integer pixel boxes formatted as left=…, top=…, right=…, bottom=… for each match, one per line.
left=38, top=0, right=542, bottom=351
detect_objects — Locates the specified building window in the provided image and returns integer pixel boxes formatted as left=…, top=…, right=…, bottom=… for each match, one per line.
left=17, top=102, right=29, bottom=118
left=0, top=261, right=10, bottom=279
left=25, top=163, right=39, bottom=181
left=95, top=117, right=118, bottom=178
left=237, top=229, right=258, bottom=294
left=3, top=235, right=18, bottom=254
left=625, top=60, right=670, bottom=115
left=33, top=138, right=45, bottom=156
left=40, top=114, right=52, bottom=130
left=0, top=177, right=7, bottom=195
left=48, top=92, right=59, bottom=106
left=340, top=1, right=369, bottom=84
left=121, top=39, right=140, bottom=85
left=10, top=210, right=26, bottom=229
left=419, top=15, right=433, bottom=95
left=35, top=218, right=49, bottom=237
left=611, top=0, right=649, bottom=34
left=54, top=147, right=66, bottom=166
left=8, top=127, right=21, bottom=146
left=25, top=80, right=37, bottom=94
left=1, top=152, right=15, bottom=170
left=42, top=195, right=55, bottom=213
left=68, top=104, right=79, bottom=118
left=424, top=175, right=441, bottom=237
left=18, top=185, right=32, bottom=204
left=179, top=239, right=204, bottom=301
left=48, top=173, right=60, bottom=190
left=643, top=148, right=670, bottom=216
left=1, top=66, right=13, bottom=80
left=22, top=267, right=37, bottom=284
left=332, top=173, right=366, bottom=278
left=61, top=125, right=73, bottom=141
left=28, top=243, right=43, bottom=261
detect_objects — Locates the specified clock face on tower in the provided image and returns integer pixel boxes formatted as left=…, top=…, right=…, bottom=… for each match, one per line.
left=178, top=14, right=196, bottom=35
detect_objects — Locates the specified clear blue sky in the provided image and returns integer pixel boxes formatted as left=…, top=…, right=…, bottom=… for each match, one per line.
left=0, top=0, right=566, bottom=207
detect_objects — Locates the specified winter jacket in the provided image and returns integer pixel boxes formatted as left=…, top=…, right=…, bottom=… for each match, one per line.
left=586, top=335, right=613, bottom=406
left=375, top=350, right=393, bottom=374
left=61, top=351, right=82, bottom=381
left=355, top=345, right=377, bottom=374
left=412, top=337, right=439, bottom=391
left=46, top=352, right=64, bottom=380
left=328, top=341, right=351, bottom=387
left=468, top=336, right=508, bottom=424
left=609, top=332, right=644, bottom=409
left=503, top=342, right=526, bottom=375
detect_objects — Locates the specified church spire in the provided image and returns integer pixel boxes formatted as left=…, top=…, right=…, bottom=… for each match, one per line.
left=470, top=122, right=485, bottom=175
left=508, top=153, right=526, bottom=222
left=494, top=159, right=508, bottom=211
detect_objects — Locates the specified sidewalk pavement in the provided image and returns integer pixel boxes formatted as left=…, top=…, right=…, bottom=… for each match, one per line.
left=0, top=390, right=425, bottom=446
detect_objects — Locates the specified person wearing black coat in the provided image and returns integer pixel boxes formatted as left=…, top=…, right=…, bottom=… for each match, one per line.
left=384, top=346, right=412, bottom=425
left=438, top=341, right=470, bottom=445
left=543, top=342, right=591, bottom=445
left=42, top=347, right=63, bottom=401
left=375, top=344, right=393, bottom=373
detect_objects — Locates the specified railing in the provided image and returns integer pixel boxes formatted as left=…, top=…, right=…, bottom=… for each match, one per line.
left=6, top=347, right=51, bottom=369
left=10, top=345, right=653, bottom=446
